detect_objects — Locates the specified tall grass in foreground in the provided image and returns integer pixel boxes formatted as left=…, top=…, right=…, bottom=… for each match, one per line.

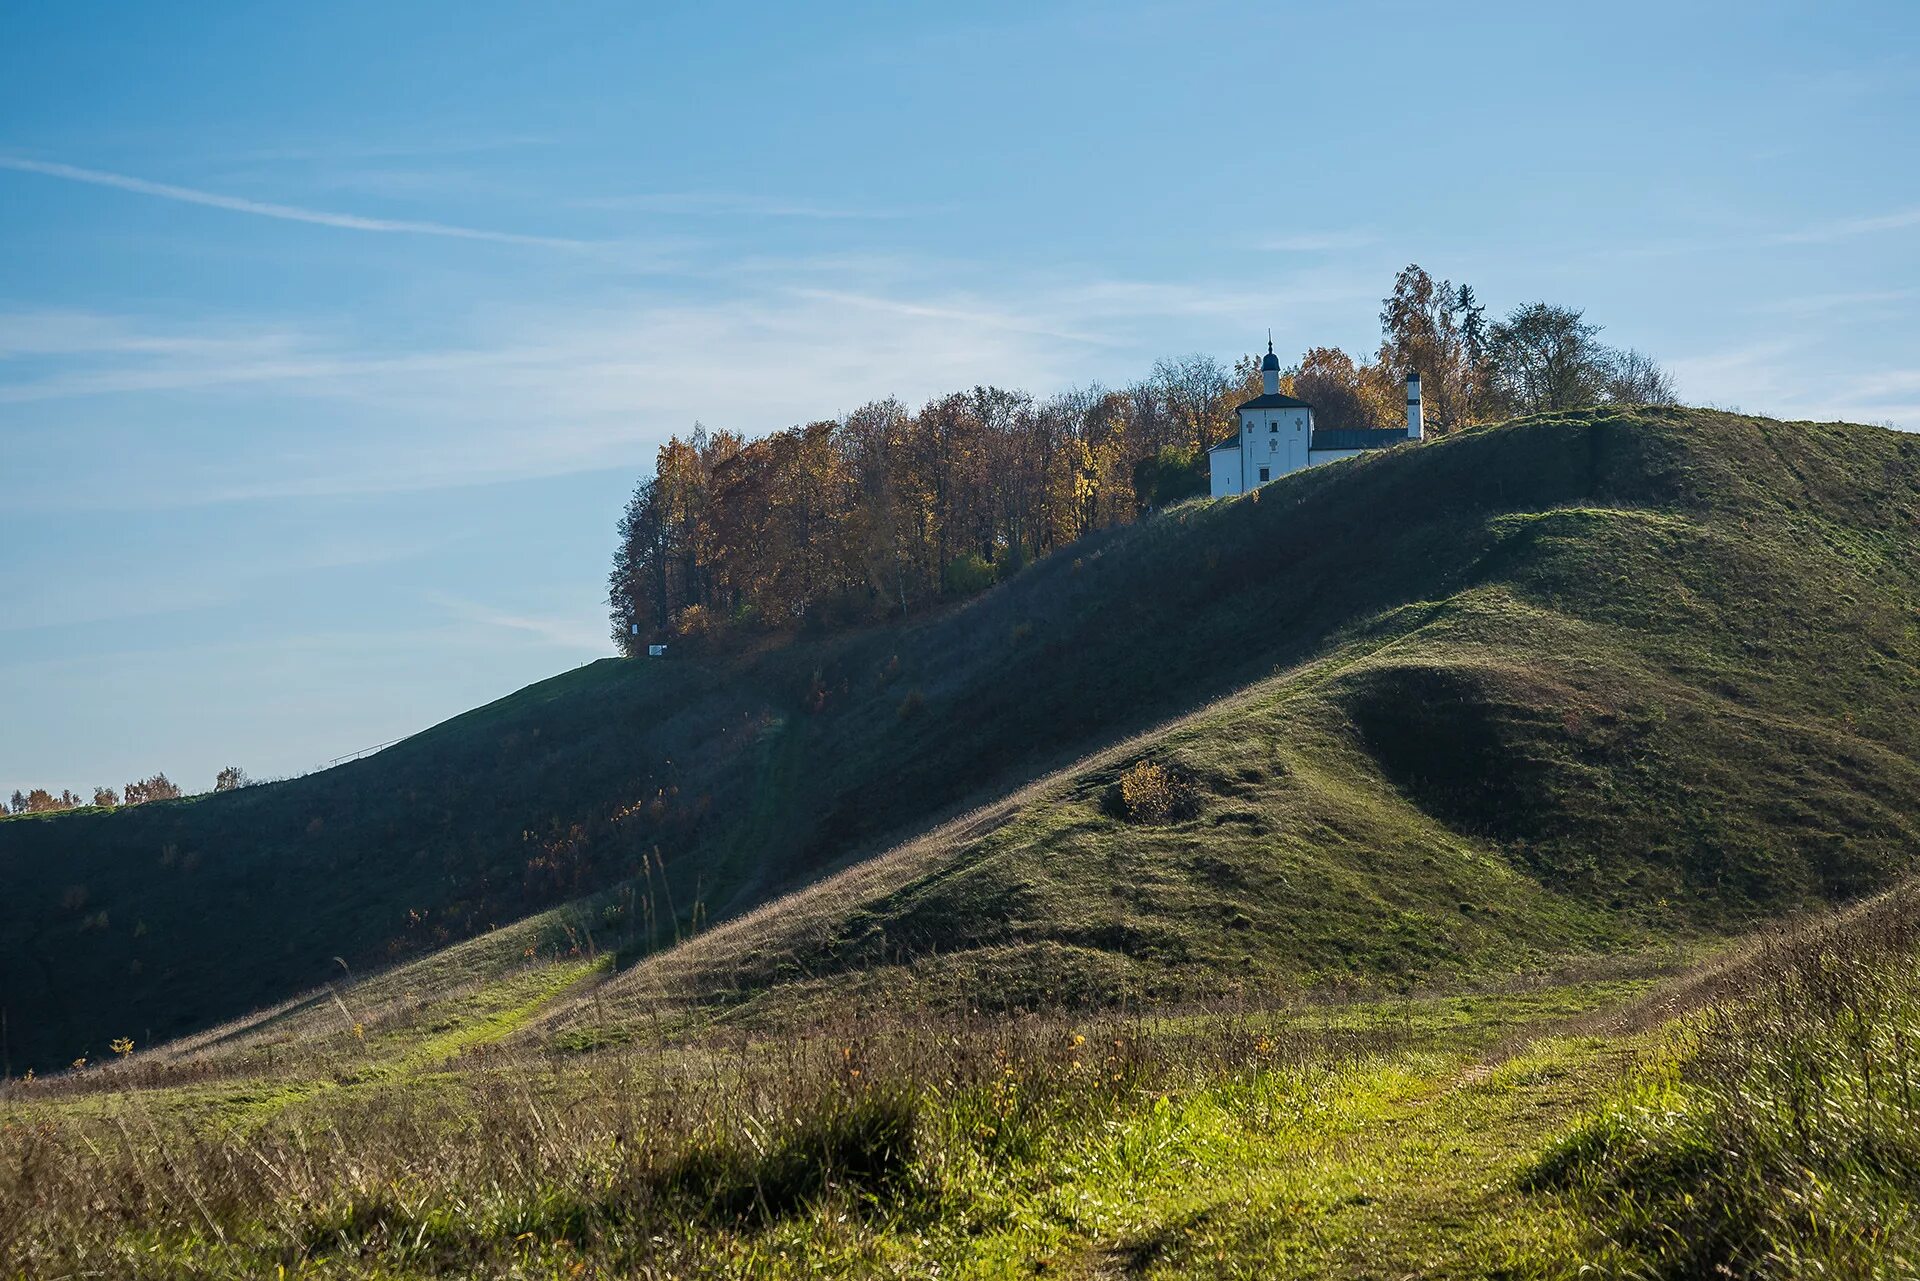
left=0, top=1006, right=1395, bottom=1279
left=1528, top=887, right=1920, bottom=1278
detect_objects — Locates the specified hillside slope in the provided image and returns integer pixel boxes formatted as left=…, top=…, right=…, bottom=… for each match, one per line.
left=3, top=408, right=1917, bottom=1072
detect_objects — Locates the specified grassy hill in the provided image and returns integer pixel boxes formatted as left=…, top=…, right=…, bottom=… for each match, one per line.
left=3, top=407, right=1918, bottom=1075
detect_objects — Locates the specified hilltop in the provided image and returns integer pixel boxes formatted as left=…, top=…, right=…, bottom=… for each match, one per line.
left=2, top=407, right=1918, bottom=1074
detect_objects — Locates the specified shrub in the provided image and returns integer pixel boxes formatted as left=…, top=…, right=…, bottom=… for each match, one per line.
left=123, top=774, right=181, bottom=805
left=943, top=552, right=996, bottom=598
left=1107, top=759, right=1198, bottom=824
left=1133, top=444, right=1209, bottom=513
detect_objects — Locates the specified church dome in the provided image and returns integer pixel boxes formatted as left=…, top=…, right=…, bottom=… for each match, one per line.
left=1260, top=339, right=1280, bottom=372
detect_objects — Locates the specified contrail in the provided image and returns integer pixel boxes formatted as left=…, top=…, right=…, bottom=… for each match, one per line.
left=0, top=154, right=586, bottom=248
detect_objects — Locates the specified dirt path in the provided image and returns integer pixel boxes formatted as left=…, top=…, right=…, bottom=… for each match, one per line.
left=1076, top=1031, right=1641, bottom=1280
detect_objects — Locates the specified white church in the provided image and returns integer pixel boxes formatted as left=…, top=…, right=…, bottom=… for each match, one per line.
left=1208, top=341, right=1424, bottom=497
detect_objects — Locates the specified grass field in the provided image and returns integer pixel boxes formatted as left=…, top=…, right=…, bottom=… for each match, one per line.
left=5, top=896, right=1916, bottom=1278
left=0, top=953, right=1664, bottom=1277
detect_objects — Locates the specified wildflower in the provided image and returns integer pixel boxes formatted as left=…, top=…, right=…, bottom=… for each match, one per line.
left=110, top=1036, right=135, bottom=1057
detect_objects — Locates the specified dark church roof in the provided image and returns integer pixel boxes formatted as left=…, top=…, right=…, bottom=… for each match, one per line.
left=1311, top=427, right=1411, bottom=451
left=1236, top=391, right=1314, bottom=411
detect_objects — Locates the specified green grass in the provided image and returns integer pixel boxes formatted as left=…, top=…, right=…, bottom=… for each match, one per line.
left=1524, top=886, right=1920, bottom=1277
left=0, top=966, right=1655, bottom=1278
left=8, top=898, right=1920, bottom=1278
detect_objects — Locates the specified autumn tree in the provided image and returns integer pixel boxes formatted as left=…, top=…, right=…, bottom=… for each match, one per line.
left=7, top=788, right=81, bottom=814
left=842, top=398, right=917, bottom=618
left=1378, top=264, right=1488, bottom=432
left=215, top=766, right=250, bottom=792
left=124, top=773, right=182, bottom=805
left=1289, top=346, right=1386, bottom=432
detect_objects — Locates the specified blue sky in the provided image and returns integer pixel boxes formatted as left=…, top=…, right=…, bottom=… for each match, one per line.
left=2, top=0, right=1916, bottom=795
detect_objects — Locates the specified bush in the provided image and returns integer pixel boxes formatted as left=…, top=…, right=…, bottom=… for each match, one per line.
left=943, top=552, right=997, bottom=598
left=1133, top=444, right=1210, bottom=513
left=1106, top=759, right=1198, bottom=824
left=123, top=774, right=181, bottom=805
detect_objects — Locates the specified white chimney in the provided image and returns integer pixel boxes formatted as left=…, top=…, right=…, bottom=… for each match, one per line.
left=1406, top=370, right=1423, bottom=440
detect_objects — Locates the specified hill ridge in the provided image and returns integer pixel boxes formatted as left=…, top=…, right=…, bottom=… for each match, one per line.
left=3, top=408, right=1918, bottom=1072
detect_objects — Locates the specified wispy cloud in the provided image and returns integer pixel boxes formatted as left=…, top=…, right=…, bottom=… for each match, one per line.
left=1780, top=59, right=1920, bottom=103
left=1763, top=205, right=1920, bottom=246
left=789, top=288, right=1109, bottom=344
left=0, top=341, right=497, bottom=404
left=575, top=191, right=909, bottom=220
left=0, top=254, right=1398, bottom=511
left=1257, top=230, right=1378, bottom=252
left=1668, top=338, right=1916, bottom=430
left=0, top=155, right=588, bottom=248
left=429, top=593, right=610, bottom=652
left=0, top=310, right=305, bottom=360
left=1852, top=368, right=1920, bottom=399
left=220, top=136, right=556, bottom=164
left=1751, top=289, right=1914, bottom=316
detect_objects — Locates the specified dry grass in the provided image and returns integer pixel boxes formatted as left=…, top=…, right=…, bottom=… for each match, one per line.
left=0, top=999, right=1407, bottom=1278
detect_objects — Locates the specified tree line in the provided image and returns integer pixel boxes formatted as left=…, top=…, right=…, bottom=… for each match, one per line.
left=609, top=264, right=1675, bottom=651
left=4, top=766, right=251, bottom=816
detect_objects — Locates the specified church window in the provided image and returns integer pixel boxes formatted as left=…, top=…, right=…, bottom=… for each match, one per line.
left=1258, top=467, right=1270, bottom=482
left=1269, top=422, right=1277, bottom=432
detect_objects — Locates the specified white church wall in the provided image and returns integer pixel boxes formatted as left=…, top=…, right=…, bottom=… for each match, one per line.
left=1239, top=408, right=1313, bottom=486
left=1208, top=445, right=1242, bottom=497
